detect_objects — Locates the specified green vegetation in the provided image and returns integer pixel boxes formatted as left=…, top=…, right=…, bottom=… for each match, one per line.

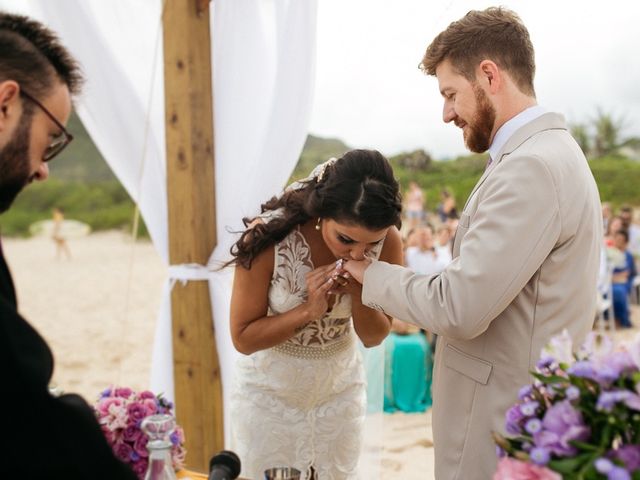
left=1, top=112, right=639, bottom=237
left=289, top=134, right=350, bottom=181
left=0, top=112, right=142, bottom=237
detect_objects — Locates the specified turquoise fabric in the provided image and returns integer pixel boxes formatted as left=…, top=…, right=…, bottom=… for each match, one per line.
left=383, top=332, right=433, bottom=413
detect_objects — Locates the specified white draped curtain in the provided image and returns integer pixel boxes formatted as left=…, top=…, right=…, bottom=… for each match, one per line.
left=7, top=0, right=318, bottom=443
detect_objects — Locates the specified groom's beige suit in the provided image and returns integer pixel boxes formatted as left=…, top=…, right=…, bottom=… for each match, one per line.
left=363, top=113, right=602, bottom=479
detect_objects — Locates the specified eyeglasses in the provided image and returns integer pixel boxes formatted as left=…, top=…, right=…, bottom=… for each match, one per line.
left=20, top=89, right=73, bottom=162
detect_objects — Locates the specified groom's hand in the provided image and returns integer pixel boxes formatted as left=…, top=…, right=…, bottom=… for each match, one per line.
left=341, top=258, right=372, bottom=284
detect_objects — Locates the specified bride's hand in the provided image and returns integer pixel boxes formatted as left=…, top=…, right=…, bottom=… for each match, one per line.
left=303, top=264, right=337, bottom=320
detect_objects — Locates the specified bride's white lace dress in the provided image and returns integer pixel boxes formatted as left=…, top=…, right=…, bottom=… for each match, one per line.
left=230, top=223, right=383, bottom=480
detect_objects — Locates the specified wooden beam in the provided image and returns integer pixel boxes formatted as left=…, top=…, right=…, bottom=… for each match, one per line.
left=163, top=0, right=223, bottom=472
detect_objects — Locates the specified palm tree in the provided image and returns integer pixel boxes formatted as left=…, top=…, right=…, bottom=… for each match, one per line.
left=592, top=108, right=625, bottom=157
left=570, top=123, right=590, bottom=156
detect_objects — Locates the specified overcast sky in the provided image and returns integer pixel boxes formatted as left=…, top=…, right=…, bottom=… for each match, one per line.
left=310, top=0, right=640, bottom=159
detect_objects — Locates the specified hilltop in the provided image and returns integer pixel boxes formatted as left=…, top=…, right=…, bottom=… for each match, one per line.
left=1, top=115, right=639, bottom=237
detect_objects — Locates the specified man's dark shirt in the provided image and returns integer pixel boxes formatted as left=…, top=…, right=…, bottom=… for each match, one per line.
left=0, top=238, right=137, bottom=479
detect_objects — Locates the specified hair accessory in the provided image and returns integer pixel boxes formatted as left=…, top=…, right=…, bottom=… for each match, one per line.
left=315, top=157, right=337, bottom=183
left=315, top=218, right=322, bottom=231
left=284, top=157, right=338, bottom=193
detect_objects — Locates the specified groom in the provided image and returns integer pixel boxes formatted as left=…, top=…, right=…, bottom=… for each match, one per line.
left=343, top=7, right=602, bottom=479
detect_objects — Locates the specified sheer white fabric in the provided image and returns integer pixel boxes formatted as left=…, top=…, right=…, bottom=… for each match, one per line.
left=230, top=218, right=383, bottom=479
left=9, top=0, right=318, bottom=444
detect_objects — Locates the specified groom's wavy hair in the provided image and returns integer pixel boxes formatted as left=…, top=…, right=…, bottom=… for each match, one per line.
left=228, top=149, right=402, bottom=269
left=420, top=7, right=536, bottom=97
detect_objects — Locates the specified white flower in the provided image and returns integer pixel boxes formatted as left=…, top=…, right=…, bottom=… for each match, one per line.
left=624, top=332, right=640, bottom=371
left=540, top=329, right=574, bottom=365
left=579, top=331, right=614, bottom=361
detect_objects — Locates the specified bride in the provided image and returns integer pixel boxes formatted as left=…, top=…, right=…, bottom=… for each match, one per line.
left=227, top=150, right=403, bottom=479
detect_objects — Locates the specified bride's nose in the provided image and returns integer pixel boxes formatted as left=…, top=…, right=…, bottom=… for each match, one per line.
left=349, top=245, right=367, bottom=261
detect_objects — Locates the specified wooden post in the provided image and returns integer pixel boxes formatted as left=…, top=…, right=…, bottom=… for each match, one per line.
left=163, top=0, right=223, bottom=472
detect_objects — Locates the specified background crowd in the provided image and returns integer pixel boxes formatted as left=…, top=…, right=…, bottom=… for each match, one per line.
left=385, top=183, right=640, bottom=415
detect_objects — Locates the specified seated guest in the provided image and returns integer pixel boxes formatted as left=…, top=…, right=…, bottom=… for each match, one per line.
left=384, top=318, right=433, bottom=413
left=0, top=12, right=136, bottom=479
left=620, top=205, right=640, bottom=260
left=405, top=224, right=449, bottom=275
left=604, top=215, right=624, bottom=247
left=612, top=230, right=637, bottom=328
left=435, top=224, right=453, bottom=264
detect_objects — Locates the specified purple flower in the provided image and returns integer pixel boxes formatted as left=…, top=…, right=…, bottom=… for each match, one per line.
left=597, top=390, right=632, bottom=412
left=505, top=404, right=526, bottom=434
left=537, top=357, right=555, bottom=370
left=100, top=387, right=113, bottom=399
left=567, top=360, right=597, bottom=380
left=595, top=352, right=635, bottom=384
left=608, top=466, right=631, bottom=480
left=525, top=418, right=543, bottom=435
left=614, top=445, right=640, bottom=471
left=496, top=446, right=506, bottom=458
left=596, top=458, right=614, bottom=474
left=533, top=400, right=590, bottom=457
left=565, top=386, right=580, bottom=400
left=130, top=450, right=140, bottom=462
left=530, top=447, right=551, bottom=465
left=518, top=385, right=533, bottom=400
left=520, top=401, right=540, bottom=417
left=170, top=431, right=180, bottom=446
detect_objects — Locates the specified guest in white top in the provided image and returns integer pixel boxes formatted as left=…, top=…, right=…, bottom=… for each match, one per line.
left=405, top=224, right=449, bottom=275
left=435, top=224, right=453, bottom=264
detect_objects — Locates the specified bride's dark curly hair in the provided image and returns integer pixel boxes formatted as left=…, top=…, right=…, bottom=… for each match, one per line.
left=228, top=149, right=402, bottom=269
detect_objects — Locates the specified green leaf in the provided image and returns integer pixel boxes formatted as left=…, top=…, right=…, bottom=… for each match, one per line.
left=569, top=441, right=601, bottom=452
left=548, top=453, right=593, bottom=474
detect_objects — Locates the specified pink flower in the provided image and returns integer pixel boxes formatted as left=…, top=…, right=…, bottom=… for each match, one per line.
left=494, top=457, right=561, bottom=480
left=142, top=398, right=158, bottom=416
left=132, top=458, right=148, bottom=479
left=138, top=390, right=156, bottom=400
left=122, top=425, right=142, bottom=442
left=115, top=387, right=134, bottom=398
left=113, top=441, right=134, bottom=464
left=134, top=435, right=149, bottom=458
left=105, top=403, right=129, bottom=431
left=126, top=402, right=148, bottom=426
left=96, top=397, right=123, bottom=417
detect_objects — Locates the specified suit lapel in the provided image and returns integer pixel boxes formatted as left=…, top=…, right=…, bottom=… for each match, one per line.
left=462, top=113, right=567, bottom=212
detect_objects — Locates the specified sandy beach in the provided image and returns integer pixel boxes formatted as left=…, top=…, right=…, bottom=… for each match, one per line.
left=3, top=231, right=637, bottom=479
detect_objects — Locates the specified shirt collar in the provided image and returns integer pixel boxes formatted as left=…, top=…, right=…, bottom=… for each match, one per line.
left=488, top=105, right=547, bottom=161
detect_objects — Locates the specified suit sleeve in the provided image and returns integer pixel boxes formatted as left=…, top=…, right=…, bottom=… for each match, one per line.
left=362, top=154, right=561, bottom=340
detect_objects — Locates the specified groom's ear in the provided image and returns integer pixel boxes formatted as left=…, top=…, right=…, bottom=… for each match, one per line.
left=477, top=60, right=500, bottom=94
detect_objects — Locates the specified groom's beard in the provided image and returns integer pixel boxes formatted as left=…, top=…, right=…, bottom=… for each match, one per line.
left=0, top=114, right=33, bottom=213
left=464, top=85, right=496, bottom=154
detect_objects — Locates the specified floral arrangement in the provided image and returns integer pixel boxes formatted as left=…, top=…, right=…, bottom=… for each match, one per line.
left=94, top=387, right=186, bottom=479
left=494, top=331, right=640, bottom=480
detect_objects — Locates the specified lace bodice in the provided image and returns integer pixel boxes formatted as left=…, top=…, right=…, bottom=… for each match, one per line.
left=267, top=218, right=383, bottom=348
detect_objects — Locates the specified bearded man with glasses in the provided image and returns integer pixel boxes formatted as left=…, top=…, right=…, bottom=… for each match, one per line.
left=0, top=12, right=136, bottom=479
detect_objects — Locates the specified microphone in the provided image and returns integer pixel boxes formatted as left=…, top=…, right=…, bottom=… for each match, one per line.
left=208, top=450, right=241, bottom=480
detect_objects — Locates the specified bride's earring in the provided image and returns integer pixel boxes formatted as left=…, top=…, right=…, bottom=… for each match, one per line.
left=315, top=217, right=322, bottom=231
